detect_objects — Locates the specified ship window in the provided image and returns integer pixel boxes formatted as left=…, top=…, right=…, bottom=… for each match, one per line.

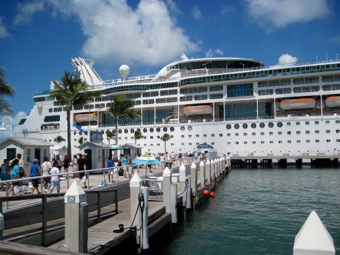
left=278, top=141, right=282, bottom=144
left=327, top=139, right=331, bottom=143
left=163, top=127, right=167, bottom=132
left=287, top=131, right=291, bottom=135
left=325, top=121, right=330, bottom=124
left=270, top=141, right=273, bottom=144
left=288, top=140, right=291, bottom=143
left=188, top=135, right=192, bottom=138
left=44, top=115, right=60, bottom=122
left=211, top=134, right=215, bottom=137
left=278, top=132, right=282, bottom=135
left=297, top=140, right=301, bottom=143
left=268, top=122, right=274, bottom=128
left=234, top=124, right=240, bottom=129
left=118, top=129, right=122, bottom=134
left=219, top=134, right=223, bottom=137
left=306, top=131, right=310, bottom=134
left=227, top=133, right=231, bottom=136
left=287, top=122, right=291, bottom=126
left=260, top=132, right=265, bottom=135
left=296, top=122, right=300, bottom=125
left=261, top=141, right=264, bottom=144
left=252, top=141, right=256, bottom=144
left=226, top=124, right=232, bottom=129
left=124, top=129, right=128, bottom=133
left=243, top=133, right=247, bottom=136
left=180, top=126, right=185, bottom=131
left=242, top=123, right=248, bottom=129
left=188, top=126, right=193, bottom=131
left=336, top=120, right=340, bottom=124
left=251, top=123, right=256, bottom=128
left=150, top=128, right=154, bottom=132
left=235, top=133, right=239, bottom=136
left=170, top=127, right=175, bottom=132
left=296, top=131, right=301, bottom=134
left=315, top=130, right=320, bottom=134
left=269, top=132, right=273, bottom=135
left=337, top=130, right=340, bottom=133
left=196, top=134, right=199, bottom=138
left=143, top=128, right=147, bottom=133
left=260, top=122, right=265, bottom=128
left=306, top=140, right=310, bottom=143
left=131, top=129, right=134, bottom=133
left=277, top=122, right=283, bottom=127
left=326, top=130, right=331, bottom=134
left=305, top=122, right=310, bottom=125
left=156, top=127, right=161, bottom=132
left=203, top=134, right=207, bottom=137
left=244, top=141, right=247, bottom=144
left=252, top=132, right=256, bottom=136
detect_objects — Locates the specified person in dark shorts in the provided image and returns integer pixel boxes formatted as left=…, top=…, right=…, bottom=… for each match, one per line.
left=77, top=153, right=87, bottom=188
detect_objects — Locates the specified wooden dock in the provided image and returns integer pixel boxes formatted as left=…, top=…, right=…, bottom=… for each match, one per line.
left=0, top=157, right=230, bottom=254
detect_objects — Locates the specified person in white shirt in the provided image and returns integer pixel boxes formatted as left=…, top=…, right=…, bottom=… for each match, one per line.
left=50, top=161, right=61, bottom=193
left=41, top=156, right=52, bottom=192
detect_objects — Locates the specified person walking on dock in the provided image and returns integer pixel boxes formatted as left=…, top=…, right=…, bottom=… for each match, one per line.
left=107, top=156, right=115, bottom=183
left=77, top=153, right=87, bottom=189
left=50, top=161, right=61, bottom=193
left=41, top=156, right=52, bottom=193
left=28, top=159, right=42, bottom=194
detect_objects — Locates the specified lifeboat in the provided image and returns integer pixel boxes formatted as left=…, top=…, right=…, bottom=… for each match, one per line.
left=74, top=112, right=97, bottom=122
left=183, top=105, right=212, bottom=115
left=325, top=96, right=340, bottom=108
left=280, top=98, right=315, bottom=110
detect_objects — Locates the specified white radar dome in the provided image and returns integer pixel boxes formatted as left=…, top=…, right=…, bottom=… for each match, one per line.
left=119, top=65, right=130, bottom=78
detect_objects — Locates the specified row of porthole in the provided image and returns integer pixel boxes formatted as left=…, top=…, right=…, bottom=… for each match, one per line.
left=118, top=126, right=177, bottom=134
left=226, top=122, right=284, bottom=130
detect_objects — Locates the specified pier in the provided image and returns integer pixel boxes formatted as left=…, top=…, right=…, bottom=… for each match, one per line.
left=0, top=156, right=230, bottom=254
left=230, top=153, right=340, bottom=168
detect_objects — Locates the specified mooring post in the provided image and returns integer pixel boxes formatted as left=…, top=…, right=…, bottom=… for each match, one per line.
left=64, top=181, right=88, bottom=253
left=179, top=164, right=186, bottom=206
left=130, top=172, right=143, bottom=243
left=199, top=161, right=205, bottom=187
left=140, top=186, right=149, bottom=250
left=171, top=173, right=179, bottom=223
left=163, top=167, right=172, bottom=213
left=190, top=162, right=197, bottom=205
left=0, top=213, right=4, bottom=240
left=206, top=160, right=211, bottom=185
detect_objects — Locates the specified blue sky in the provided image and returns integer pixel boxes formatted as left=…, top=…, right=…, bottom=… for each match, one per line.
left=0, top=0, right=339, bottom=136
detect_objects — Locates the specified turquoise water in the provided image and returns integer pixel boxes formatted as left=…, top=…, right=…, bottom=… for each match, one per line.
left=158, top=168, right=340, bottom=255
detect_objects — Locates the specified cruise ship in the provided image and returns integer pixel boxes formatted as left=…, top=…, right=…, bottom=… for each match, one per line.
left=12, top=54, right=340, bottom=157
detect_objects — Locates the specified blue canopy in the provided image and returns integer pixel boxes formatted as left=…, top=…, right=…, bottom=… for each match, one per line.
left=110, top=145, right=123, bottom=150
left=132, top=156, right=161, bottom=165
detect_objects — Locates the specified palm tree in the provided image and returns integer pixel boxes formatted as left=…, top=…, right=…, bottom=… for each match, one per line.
left=0, top=67, right=15, bottom=114
left=106, top=130, right=114, bottom=145
left=54, top=135, right=66, bottom=144
left=160, top=133, right=173, bottom=155
left=107, top=95, right=140, bottom=145
left=50, top=72, right=100, bottom=157
left=134, top=129, right=145, bottom=144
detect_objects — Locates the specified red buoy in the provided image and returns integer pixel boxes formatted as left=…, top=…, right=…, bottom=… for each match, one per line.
left=209, top=192, right=216, bottom=197
left=202, top=189, right=210, bottom=196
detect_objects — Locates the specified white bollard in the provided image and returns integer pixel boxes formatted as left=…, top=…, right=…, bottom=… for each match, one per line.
left=199, top=161, right=205, bottom=187
left=0, top=213, right=4, bottom=240
left=293, top=210, right=335, bottom=255
left=171, top=174, right=179, bottom=223
left=64, top=181, right=88, bottom=253
left=140, top=186, right=149, bottom=250
left=206, top=160, right=211, bottom=185
left=162, top=167, right=172, bottom=213
left=185, top=177, right=192, bottom=209
left=130, top=172, right=143, bottom=243
left=191, top=162, right=197, bottom=195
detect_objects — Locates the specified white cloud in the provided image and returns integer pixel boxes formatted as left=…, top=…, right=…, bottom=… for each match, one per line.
left=192, top=6, right=202, bottom=20
left=0, top=17, right=10, bottom=39
left=43, top=0, right=199, bottom=67
left=277, top=54, right=298, bottom=65
left=13, top=1, right=46, bottom=25
left=205, top=48, right=224, bottom=58
left=245, top=0, right=331, bottom=30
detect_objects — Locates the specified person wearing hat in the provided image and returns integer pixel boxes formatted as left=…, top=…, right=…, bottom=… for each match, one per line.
left=28, top=159, right=42, bottom=194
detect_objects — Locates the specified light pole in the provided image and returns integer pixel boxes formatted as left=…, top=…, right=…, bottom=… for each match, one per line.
left=0, top=116, right=13, bottom=137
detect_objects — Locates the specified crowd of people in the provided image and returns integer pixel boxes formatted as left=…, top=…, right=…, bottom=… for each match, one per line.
left=0, top=153, right=90, bottom=195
